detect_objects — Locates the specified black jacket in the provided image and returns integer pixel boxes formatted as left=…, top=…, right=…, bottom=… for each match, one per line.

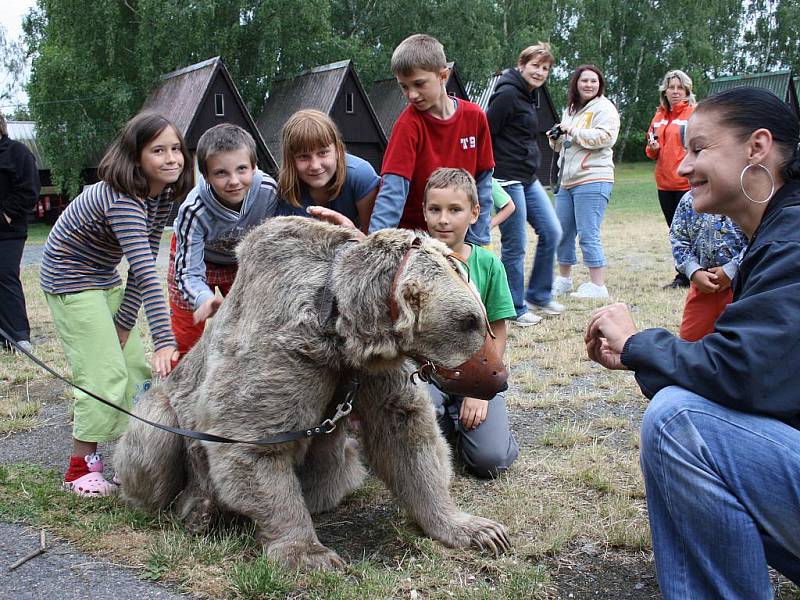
left=0, top=134, right=40, bottom=240
left=622, top=180, right=800, bottom=427
left=485, top=68, right=540, bottom=184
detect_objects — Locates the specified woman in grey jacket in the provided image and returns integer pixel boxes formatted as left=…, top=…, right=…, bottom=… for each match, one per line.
left=549, top=65, right=619, bottom=299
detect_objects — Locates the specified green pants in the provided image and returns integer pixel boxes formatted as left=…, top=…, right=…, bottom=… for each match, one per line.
left=45, top=288, right=152, bottom=442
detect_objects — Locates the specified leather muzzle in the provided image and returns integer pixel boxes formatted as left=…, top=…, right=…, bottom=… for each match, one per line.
left=410, top=331, right=508, bottom=400
left=390, top=238, right=509, bottom=400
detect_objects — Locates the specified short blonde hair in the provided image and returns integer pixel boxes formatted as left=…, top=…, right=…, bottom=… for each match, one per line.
left=391, top=34, right=447, bottom=76
left=659, top=69, right=697, bottom=112
left=423, top=168, right=478, bottom=208
left=278, top=109, right=347, bottom=208
left=518, top=42, right=554, bottom=68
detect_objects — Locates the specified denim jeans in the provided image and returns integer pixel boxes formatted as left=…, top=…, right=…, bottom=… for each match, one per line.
left=498, top=179, right=562, bottom=314
left=640, top=386, right=800, bottom=599
left=555, top=181, right=612, bottom=267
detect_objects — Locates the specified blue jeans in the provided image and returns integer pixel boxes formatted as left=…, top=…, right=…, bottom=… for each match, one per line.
left=555, top=181, right=612, bottom=268
left=640, top=386, right=800, bottom=599
left=498, top=180, right=562, bottom=314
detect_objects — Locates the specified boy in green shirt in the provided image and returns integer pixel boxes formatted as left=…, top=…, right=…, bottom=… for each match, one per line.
left=422, top=168, right=519, bottom=478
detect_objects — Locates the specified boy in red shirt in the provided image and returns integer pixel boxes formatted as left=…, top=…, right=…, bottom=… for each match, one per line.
left=368, top=34, right=495, bottom=246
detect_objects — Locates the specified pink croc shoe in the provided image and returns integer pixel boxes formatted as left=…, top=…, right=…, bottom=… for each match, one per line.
left=63, top=472, right=118, bottom=497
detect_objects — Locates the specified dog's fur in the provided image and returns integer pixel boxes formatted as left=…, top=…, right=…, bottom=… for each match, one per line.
left=116, top=217, right=509, bottom=569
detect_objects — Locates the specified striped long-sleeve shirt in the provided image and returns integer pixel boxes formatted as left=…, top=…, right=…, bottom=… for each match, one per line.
left=40, top=181, right=176, bottom=350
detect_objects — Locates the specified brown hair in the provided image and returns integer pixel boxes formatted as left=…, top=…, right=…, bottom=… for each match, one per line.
left=423, top=167, right=478, bottom=208
left=566, top=64, right=606, bottom=114
left=196, top=123, right=257, bottom=177
left=98, top=112, right=192, bottom=201
left=518, top=42, right=555, bottom=68
left=0, top=112, right=7, bottom=137
left=278, top=110, right=347, bottom=208
left=391, top=34, right=447, bottom=76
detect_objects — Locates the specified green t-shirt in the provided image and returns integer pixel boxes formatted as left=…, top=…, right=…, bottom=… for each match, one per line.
left=466, top=244, right=516, bottom=322
left=491, top=178, right=512, bottom=211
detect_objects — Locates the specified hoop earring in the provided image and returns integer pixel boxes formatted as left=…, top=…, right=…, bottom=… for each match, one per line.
left=740, top=163, right=775, bottom=204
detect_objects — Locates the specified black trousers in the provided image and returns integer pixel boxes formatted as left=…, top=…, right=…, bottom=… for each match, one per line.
left=657, top=189, right=688, bottom=227
left=0, top=237, right=31, bottom=345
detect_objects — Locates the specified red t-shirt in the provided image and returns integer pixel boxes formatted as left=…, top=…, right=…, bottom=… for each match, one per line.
left=381, top=99, right=495, bottom=231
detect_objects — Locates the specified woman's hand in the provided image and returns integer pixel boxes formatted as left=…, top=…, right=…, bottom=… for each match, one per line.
left=459, top=397, right=489, bottom=430
left=306, top=206, right=365, bottom=239
left=193, top=296, right=223, bottom=324
left=152, top=345, right=179, bottom=378
left=584, top=303, right=638, bottom=370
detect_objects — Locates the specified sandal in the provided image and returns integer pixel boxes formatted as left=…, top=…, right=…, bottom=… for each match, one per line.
left=63, top=472, right=118, bottom=497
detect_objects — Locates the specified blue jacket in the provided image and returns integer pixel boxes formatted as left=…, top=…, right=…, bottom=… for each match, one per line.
left=622, top=180, right=800, bottom=427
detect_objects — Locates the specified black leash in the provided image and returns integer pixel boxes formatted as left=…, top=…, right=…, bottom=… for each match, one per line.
left=1, top=325, right=359, bottom=446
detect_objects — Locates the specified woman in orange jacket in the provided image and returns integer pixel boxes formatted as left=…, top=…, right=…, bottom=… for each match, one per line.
left=646, top=69, right=696, bottom=288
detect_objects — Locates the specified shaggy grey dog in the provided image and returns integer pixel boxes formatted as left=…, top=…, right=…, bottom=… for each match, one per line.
left=116, top=216, right=510, bottom=569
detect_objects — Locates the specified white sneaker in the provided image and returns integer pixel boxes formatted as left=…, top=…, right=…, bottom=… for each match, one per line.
left=513, top=312, right=543, bottom=327
left=551, top=276, right=573, bottom=297
left=526, top=299, right=565, bottom=316
left=570, top=282, right=610, bottom=299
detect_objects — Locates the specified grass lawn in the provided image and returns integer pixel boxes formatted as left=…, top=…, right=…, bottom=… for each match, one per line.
left=2, top=162, right=797, bottom=599
left=26, top=222, right=53, bottom=244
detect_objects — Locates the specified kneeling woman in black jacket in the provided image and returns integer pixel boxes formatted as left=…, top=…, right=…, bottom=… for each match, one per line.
left=586, top=87, right=800, bottom=599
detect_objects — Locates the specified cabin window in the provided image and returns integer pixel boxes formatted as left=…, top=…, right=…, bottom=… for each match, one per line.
left=345, top=92, right=355, bottom=114
left=214, top=94, right=225, bottom=116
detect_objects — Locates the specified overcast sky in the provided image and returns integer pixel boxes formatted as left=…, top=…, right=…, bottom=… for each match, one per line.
left=1, top=0, right=35, bottom=110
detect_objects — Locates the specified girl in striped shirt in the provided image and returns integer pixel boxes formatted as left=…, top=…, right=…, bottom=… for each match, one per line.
left=40, top=113, right=192, bottom=497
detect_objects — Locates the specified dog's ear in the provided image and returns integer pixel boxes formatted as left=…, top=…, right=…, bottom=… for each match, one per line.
left=393, top=278, right=431, bottom=339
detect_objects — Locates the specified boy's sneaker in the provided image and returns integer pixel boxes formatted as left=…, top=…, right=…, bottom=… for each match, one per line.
left=11, top=340, right=34, bottom=355
left=513, top=312, right=543, bottom=327
left=526, top=300, right=565, bottom=316
left=570, top=282, right=610, bottom=299
left=551, top=276, right=573, bottom=297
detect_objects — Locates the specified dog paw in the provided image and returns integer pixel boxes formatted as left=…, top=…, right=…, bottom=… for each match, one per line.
left=268, top=540, right=346, bottom=570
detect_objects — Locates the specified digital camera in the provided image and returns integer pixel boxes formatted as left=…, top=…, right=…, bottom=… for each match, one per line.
left=547, top=124, right=565, bottom=140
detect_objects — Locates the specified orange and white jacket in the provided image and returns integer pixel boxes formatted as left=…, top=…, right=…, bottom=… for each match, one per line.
left=550, top=95, right=620, bottom=189
left=645, top=101, right=694, bottom=191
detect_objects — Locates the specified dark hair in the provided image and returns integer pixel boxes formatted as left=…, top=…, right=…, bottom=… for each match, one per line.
left=196, top=123, right=257, bottom=177
left=98, top=112, right=193, bottom=201
left=566, top=64, right=606, bottom=114
left=697, top=87, right=800, bottom=181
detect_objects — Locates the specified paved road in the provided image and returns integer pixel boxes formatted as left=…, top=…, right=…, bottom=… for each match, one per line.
left=1, top=523, right=194, bottom=600
left=21, top=242, right=171, bottom=269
